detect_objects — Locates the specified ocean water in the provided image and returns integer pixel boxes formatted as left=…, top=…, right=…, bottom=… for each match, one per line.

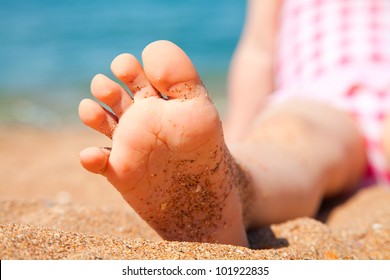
left=0, top=0, right=245, bottom=127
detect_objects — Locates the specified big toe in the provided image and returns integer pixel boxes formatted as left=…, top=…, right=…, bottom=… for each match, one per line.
left=142, top=40, right=204, bottom=99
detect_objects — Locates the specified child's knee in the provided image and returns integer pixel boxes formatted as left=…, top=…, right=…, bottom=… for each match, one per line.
left=247, top=111, right=318, bottom=150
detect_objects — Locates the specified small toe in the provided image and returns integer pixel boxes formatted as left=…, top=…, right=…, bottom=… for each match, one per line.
left=90, top=74, right=133, bottom=117
left=142, top=40, right=204, bottom=99
left=79, top=98, right=117, bottom=138
left=111, top=53, right=159, bottom=100
left=80, top=147, right=110, bottom=175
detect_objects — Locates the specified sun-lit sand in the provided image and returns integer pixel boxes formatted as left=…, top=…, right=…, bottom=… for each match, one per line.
left=1, top=126, right=389, bottom=259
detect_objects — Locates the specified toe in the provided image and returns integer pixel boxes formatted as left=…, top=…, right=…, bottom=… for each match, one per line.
left=142, top=40, right=204, bottom=99
left=111, top=53, right=159, bottom=100
left=79, top=98, right=118, bottom=139
left=90, top=74, right=133, bottom=118
left=80, top=147, right=110, bottom=175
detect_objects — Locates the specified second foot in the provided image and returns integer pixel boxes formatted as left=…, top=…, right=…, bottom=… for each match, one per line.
left=79, top=40, right=249, bottom=246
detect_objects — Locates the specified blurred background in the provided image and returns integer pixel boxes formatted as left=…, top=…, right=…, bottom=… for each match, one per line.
left=0, top=0, right=245, bottom=128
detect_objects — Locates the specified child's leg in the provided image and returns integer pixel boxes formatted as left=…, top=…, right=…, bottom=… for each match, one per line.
left=383, top=115, right=390, bottom=166
left=233, top=99, right=366, bottom=227
left=79, top=41, right=365, bottom=246
left=225, top=0, right=281, bottom=142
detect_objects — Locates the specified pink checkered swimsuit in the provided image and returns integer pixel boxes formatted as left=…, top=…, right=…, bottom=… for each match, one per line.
left=274, top=0, right=390, bottom=186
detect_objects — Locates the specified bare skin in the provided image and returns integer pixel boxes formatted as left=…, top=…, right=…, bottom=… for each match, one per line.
left=79, top=40, right=366, bottom=246
left=225, top=0, right=281, bottom=142
left=383, top=116, right=390, bottom=163
left=79, top=41, right=249, bottom=246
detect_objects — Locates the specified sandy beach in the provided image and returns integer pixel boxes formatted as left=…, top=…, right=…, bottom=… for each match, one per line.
left=1, top=125, right=390, bottom=259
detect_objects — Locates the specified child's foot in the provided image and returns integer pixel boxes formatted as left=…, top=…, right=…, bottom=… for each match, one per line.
left=79, top=40, right=249, bottom=246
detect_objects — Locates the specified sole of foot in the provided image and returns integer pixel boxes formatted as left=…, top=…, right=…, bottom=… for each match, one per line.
left=79, top=40, right=249, bottom=246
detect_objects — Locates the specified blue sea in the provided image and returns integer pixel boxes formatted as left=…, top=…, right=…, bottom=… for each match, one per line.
left=0, top=0, right=245, bottom=127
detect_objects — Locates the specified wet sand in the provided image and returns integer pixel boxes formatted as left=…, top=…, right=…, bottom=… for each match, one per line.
left=1, top=126, right=389, bottom=259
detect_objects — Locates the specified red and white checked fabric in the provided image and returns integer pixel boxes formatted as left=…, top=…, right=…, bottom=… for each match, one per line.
left=273, top=0, right=390, bottom=186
